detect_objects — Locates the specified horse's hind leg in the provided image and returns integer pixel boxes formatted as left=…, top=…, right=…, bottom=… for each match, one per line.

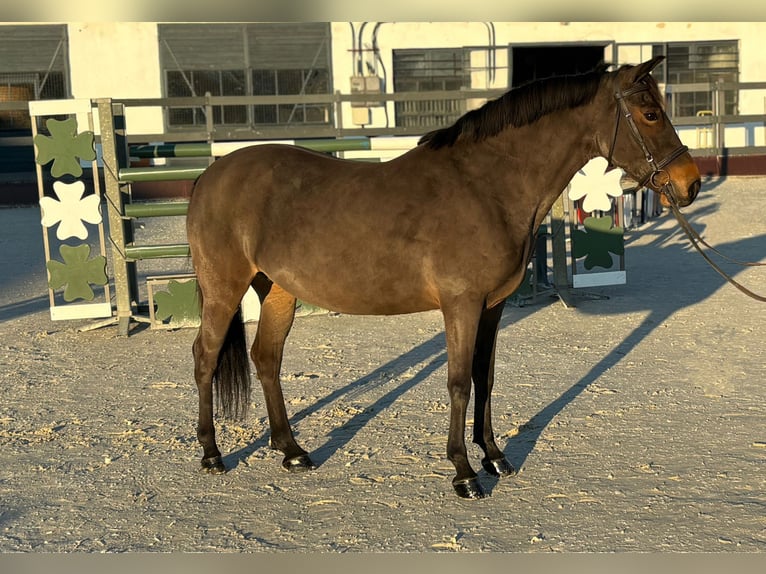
left=471, top=300, right=516, bottom=478
left=251, top=279, right=314, bottom=472
left=193, top=293, right=248, bottom=474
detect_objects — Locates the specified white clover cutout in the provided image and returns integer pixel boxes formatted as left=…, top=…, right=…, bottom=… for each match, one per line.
left=40, top=180, right=102, bottom=240
left=568, top=157, right=624, bottom=213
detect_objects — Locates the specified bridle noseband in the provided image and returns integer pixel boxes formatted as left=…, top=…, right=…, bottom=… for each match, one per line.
left=606, top=80, right=689, bottom=195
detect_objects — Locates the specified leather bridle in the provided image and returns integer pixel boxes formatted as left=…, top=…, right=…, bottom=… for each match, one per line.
left=606, top=80, right=690, bottom=198
left=606, top=80, right=765, bottom=301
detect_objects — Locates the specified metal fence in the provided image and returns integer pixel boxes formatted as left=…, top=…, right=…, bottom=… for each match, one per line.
left=4, top=82, right=766, bottom=154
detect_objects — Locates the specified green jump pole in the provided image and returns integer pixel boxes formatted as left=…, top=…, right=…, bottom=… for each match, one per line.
left=130, top=142, right=212, bottom=158
left=129, top=137, right=373, bottom=159
left=119, top=165, right=206, bottom=182
left=125, top=243, right=191, bottom=260
left=124, top=202, right=189, bottom=218
left=295, top=138, right=372, bottom=153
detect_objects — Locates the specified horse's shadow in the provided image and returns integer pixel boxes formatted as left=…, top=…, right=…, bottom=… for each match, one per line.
left=225, top=191, right=765, bottom=495
left=223, top=331, right=449, bottom=470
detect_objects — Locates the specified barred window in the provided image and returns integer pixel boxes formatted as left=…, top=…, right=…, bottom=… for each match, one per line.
left=0, top=24, right=69, bottom=131
left=392, top=48, right=470, bottom=129
left=159, top=23, right=332, bottom=131
left=166, top=70, right=247, bottom=126
left=252, top=68, right=330, bottom=125
left=652, top=41, right=739, bottom=117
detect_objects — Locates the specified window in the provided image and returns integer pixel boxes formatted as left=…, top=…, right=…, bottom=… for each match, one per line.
left=166, top=70, right=246, bottom=126
left=652, top=41, right=739, bottom=117
left=0, top=25, right=69, bottom=131
left=392, top=48, right=471, bottom=129
left=252, top=68, right=330, bottom=124
left=159, top=23, right=332, bottom=131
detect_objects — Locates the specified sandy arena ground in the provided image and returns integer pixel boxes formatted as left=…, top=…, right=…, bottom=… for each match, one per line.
left=0, top=176, right=764, bottom=553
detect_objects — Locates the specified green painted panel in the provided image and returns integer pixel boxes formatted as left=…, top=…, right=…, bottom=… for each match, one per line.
left=153, top=279, right=200, bottom=327
left=46, top=244, right=108, bottom=302
left=34, top=117, right=96, bottom=178
left=572, top=216, right=625, bottom=270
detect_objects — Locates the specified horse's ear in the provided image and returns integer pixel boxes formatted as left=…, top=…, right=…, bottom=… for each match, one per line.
left=630, top=55, right=665, bottom=82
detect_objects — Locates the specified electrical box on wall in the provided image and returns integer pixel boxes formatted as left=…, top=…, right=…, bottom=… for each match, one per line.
left=351, top=107, right=372, bottom=126
left=350, top=75, right=384, bottom=107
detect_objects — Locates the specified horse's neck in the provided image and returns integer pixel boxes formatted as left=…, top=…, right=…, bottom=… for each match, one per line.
left=482, top=112, right=599, bottom=221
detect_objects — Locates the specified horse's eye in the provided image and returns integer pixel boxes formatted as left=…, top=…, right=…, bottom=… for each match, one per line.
left=644, top=111, right=659, bottom=122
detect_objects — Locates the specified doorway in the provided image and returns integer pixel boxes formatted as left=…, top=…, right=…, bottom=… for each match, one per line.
left=511, top=44, right=606, bottom=86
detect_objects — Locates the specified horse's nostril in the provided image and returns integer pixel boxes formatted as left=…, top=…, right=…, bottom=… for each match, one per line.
left=689, top=179, right=701, bottom=201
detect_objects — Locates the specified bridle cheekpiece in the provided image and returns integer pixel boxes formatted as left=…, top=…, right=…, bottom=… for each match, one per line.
left=606, top=80, right=689, bottom=197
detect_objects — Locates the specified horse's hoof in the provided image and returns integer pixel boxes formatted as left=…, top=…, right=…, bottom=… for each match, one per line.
left=282, top=454, right=316, bottom=473
left=452, top=477, right=486, bottom=499
left=200, top=456, right=226, bottom=474
left=481, top=456, right=517, bottom=477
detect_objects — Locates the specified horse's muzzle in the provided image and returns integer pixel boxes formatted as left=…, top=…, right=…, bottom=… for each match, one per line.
left=661, top=177, right=700, bottom=208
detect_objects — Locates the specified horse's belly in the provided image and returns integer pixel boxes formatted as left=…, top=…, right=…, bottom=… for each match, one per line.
left=263, top=265, right=440, bottom=316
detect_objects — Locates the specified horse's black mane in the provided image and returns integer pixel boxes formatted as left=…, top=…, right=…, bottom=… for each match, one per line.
left=419, top=64, right=611, bottom=149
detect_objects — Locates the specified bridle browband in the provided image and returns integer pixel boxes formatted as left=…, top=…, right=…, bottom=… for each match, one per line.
left=606, top=80, right=689, bottom=194
left=607, top=80, right=765, bottom=302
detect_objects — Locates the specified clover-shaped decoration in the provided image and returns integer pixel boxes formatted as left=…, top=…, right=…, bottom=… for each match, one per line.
left=568, top=157, right=624, bottom=213
left=572, top=216, right=625, bottom=270
left=40, top=180, right=102, bottom=240
left=154, top=279, right=200, bottom=326
left=34, top=117, right=96, bottom=178
left=46, top=244, right=108, bottom=302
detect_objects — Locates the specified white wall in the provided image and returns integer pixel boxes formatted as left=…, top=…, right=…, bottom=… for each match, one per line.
left=66, top=22, right=164, bottom=134
left=48, top=21, right=766, bottom=142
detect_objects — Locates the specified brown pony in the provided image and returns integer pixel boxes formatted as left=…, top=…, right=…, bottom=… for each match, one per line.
left=186, top=56, right=700, bottom=499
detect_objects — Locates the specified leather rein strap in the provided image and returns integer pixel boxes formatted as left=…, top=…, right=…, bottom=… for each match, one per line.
left=664, top=191, right=766, bottom=303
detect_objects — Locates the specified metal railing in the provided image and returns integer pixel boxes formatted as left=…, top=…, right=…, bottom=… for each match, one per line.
left=6, top=82, right=766, bottom=157
left=664, top=80, right=766, bottom=156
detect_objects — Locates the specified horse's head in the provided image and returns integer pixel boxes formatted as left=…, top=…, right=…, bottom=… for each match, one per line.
left=603, top=56, right=701, bottom=208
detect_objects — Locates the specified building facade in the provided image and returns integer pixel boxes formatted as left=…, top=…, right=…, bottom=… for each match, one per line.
left=1, top=21, right=764, bottom=165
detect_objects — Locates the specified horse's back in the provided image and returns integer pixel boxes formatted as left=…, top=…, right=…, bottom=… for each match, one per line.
left=189, top=144, right=384, bottom=229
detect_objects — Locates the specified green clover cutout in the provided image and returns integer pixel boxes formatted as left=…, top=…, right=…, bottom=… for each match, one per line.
left=46, top=244, right=108, bottom=302
left=154, top=279, right=200, bottom=326
left=34, top=117, right=96, bottom=178
left=572, top=216, right=625, bottom=270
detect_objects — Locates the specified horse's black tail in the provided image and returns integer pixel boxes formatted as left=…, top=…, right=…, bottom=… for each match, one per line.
left=213, top=306, right=252, bottom=422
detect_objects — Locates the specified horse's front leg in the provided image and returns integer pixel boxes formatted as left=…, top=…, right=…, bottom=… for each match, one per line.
left=442, top=298, right=485, bottom=499
left=472, top=300, right=516, bottom=478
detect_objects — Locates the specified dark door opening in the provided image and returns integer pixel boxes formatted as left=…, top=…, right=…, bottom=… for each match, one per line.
left=511, top=44, right=606, bottom=87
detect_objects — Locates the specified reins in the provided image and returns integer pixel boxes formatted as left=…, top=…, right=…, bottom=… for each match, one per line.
left=663, top=189, right=766, bottom=302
